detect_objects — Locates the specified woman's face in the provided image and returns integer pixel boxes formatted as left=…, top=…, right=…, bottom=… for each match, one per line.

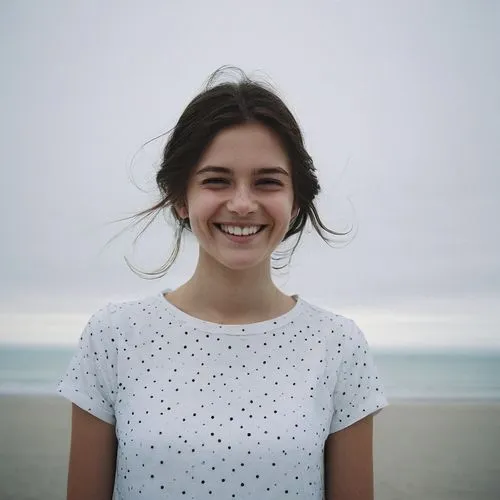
left=176, top=122, right=297, bottom=271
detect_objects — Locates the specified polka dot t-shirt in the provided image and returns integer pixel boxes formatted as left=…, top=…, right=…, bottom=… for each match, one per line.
left=58, top=290, right=388, bottom=499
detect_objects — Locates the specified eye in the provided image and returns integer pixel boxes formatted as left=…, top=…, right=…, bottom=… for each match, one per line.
left=201, top=178, right=229, bottom=185
left=256, top=179, right=283, bottom=186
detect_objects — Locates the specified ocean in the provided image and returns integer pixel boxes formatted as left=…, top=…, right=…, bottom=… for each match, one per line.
left=0, top=345, right=499, bottom=401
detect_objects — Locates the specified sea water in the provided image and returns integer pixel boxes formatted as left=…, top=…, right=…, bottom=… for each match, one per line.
left=0, top=345, right=499, bottom=401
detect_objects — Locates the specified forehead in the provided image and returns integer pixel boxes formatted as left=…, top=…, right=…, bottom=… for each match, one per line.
left=195, top=122, right=291, bottom=173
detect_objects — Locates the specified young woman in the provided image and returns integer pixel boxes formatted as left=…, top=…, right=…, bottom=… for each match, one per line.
left=58, top=68, right=388, bottom=500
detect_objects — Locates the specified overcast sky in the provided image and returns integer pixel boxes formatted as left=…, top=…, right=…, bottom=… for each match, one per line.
left=1, top=0, right=499, bottom=349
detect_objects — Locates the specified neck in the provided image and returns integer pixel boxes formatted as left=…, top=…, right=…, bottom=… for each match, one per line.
left=169, top=251, right=292, bottom=323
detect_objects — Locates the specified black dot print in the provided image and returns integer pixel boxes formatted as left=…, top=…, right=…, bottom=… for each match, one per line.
left=58, top=290, right=388, bottom=498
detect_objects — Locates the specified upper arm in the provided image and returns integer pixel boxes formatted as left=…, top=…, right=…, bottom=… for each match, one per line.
left=67, top=403, right=117, bottom=500
left=324, top=415, right=374, bottom=500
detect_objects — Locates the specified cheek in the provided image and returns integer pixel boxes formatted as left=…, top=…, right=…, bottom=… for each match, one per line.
left=186, top=188, right=210, bottom=214
left=186, top=192, right=220, bottom=228
left=269, top=195, right=294, bottom=220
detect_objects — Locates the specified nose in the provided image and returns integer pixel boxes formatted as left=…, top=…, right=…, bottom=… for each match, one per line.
left=226, top=185, right=258, bottom=215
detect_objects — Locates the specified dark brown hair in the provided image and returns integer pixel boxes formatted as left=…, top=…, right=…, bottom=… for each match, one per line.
left=117, top=66, right=352, bottom=278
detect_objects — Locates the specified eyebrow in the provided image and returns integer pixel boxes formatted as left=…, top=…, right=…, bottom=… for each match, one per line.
left=195, top=166, right=290, bottom=177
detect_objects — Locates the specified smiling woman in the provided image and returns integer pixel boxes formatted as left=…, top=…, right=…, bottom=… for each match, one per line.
left=122, top=66, right=349, bottom=277
left=58, top=66, right=388, bottom=500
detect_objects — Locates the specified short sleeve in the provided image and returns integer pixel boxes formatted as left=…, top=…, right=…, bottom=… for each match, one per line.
left=329, top=319, right=388, bottom=434
left=57, top=305, right=118, bottom=425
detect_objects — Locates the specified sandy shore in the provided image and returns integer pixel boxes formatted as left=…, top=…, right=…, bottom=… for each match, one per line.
left=0, top=396, right=499, bottom=500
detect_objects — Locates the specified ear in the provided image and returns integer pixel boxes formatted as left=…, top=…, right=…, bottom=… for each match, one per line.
left=291, top=205, right=300, bottom=220
left=174, top=204, right=189, bottom=220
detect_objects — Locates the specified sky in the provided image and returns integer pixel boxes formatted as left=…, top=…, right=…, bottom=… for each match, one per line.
left=1, top=0, right=499, bottom=349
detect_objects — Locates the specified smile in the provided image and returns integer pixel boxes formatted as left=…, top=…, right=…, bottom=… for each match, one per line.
left=214, top=224, right=267, bottom=239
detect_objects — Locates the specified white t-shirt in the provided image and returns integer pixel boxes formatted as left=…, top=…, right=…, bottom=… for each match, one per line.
left=58, top=290, right=388, bottom=499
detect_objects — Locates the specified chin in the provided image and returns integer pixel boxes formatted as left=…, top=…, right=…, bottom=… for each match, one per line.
left=215, top=254, right=269, bottom=272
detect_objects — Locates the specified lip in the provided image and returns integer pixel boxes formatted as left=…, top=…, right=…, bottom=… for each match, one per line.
left=215, top=223, right=267, bottom=227
left=214, top=223, right=267, bottom=243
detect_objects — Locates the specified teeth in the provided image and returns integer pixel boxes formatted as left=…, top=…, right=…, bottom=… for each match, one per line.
left=220, top=224, right=261, bottom=236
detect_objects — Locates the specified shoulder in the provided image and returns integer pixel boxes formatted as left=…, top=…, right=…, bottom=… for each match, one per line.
left=297, top=298, right=370, bottom=350
left=83, top=292, right=165, bottom=339
left=298, top=297, right=356, bottom=333
left=93, top=292, right=163, bottom=319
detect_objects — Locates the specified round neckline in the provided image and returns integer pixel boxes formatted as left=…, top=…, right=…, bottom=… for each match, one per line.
left=157, top=288, right=304, bottom=335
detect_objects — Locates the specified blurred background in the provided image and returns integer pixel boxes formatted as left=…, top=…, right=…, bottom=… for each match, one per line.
left=1, top=0, right=499, bottom=394
left=1, top=1, right=499, bottom=499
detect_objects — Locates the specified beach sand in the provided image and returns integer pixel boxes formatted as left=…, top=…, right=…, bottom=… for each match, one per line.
left=1, top=396, right=499, bottom=500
